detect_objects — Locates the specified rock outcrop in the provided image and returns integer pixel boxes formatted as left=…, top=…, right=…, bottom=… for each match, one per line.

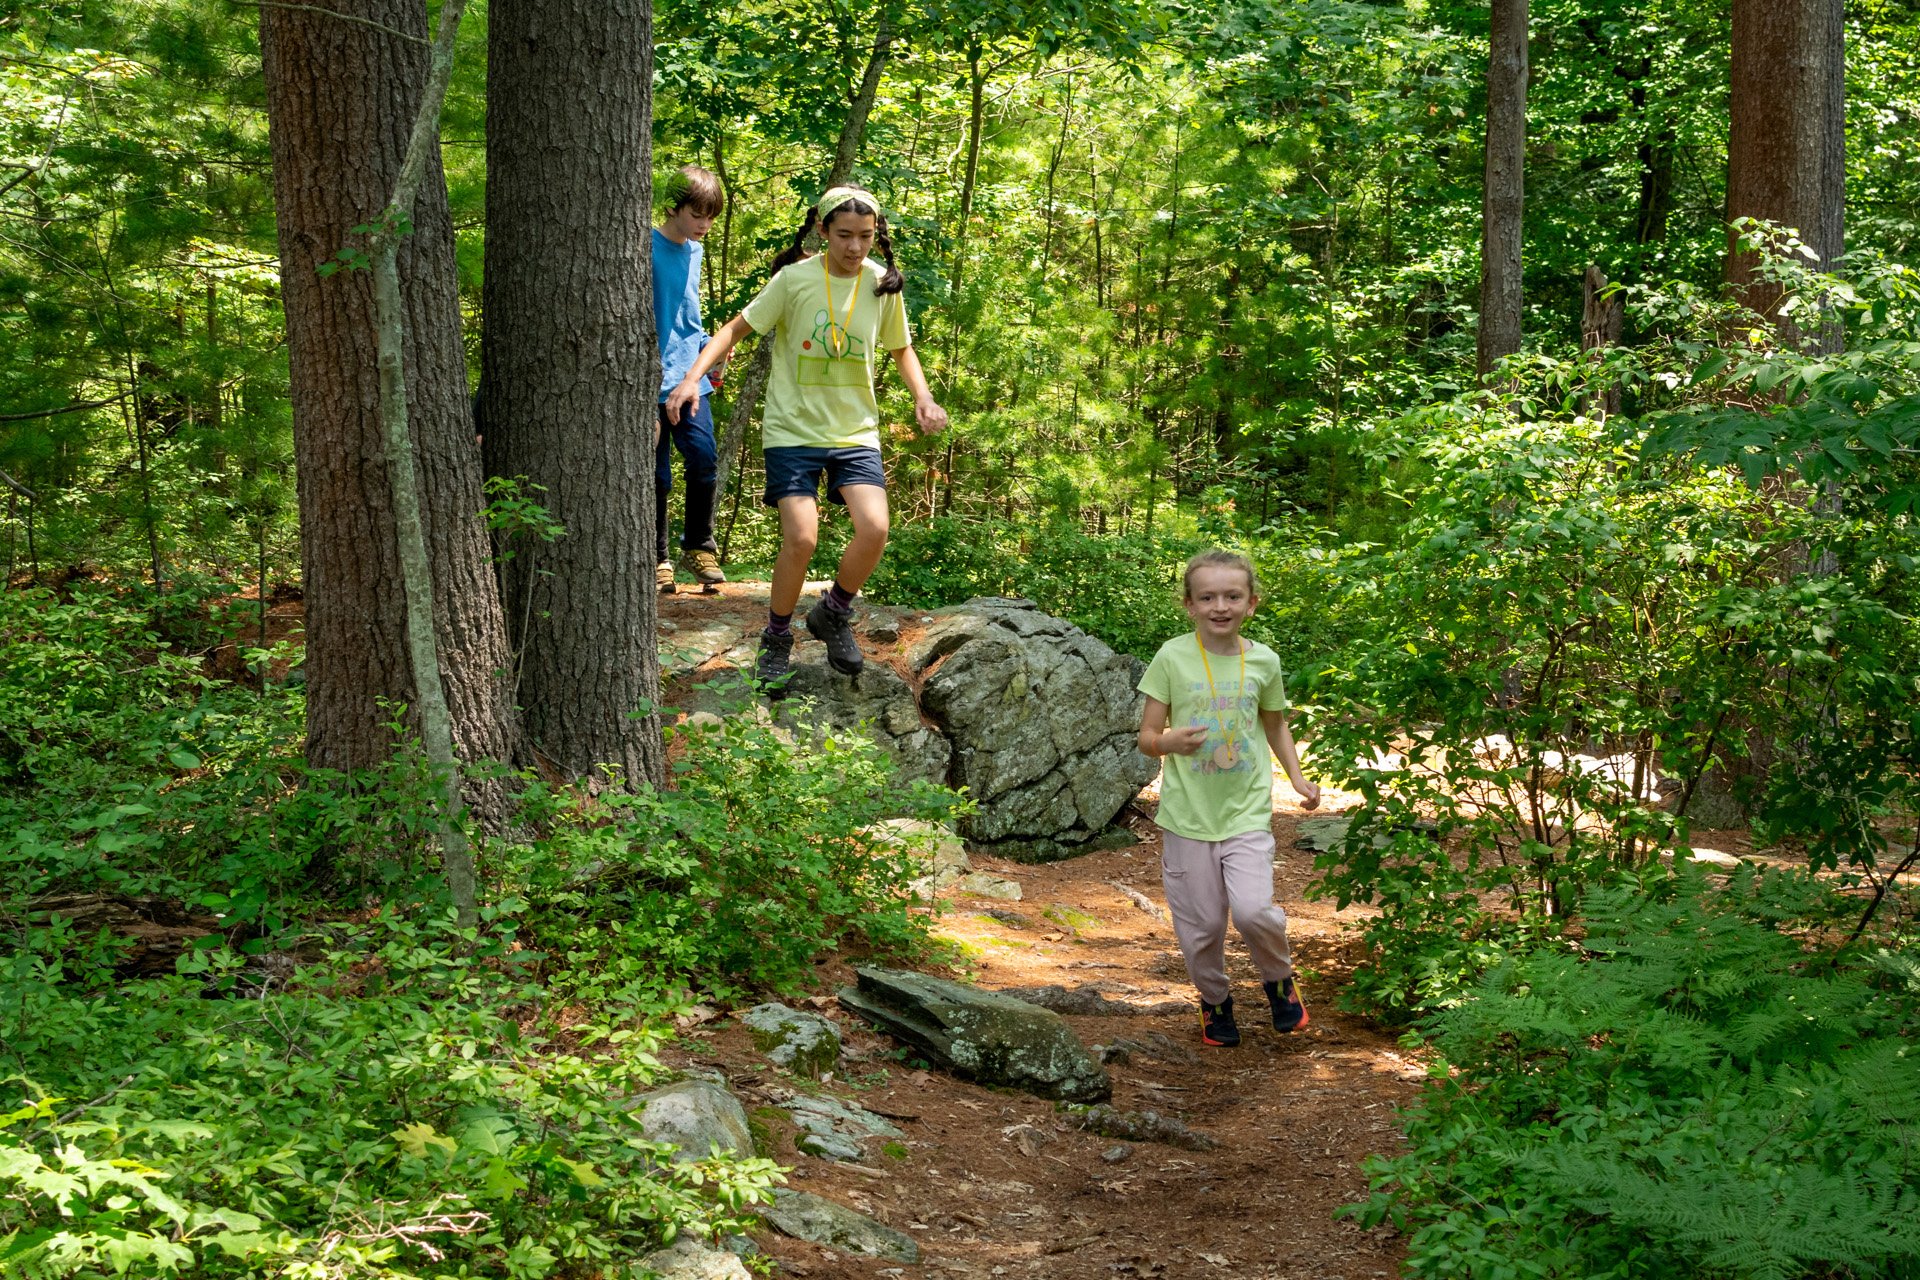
left=910, top=599, right=1157, bottom=850
left=837, top=966, right=1111, bottom=1103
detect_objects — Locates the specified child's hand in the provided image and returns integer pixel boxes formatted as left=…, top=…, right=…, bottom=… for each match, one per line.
left=1160, top=725, right=1209, bottom=757
left=1296, top=780, right=1322, bottom=810
left=664, top=379, right=699, bottom=425
left=916, top=397, right=949, bottom=436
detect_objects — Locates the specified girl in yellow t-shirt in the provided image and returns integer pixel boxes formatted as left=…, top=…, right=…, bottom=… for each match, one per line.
left=667, top=186, right=947, bottom=691
left=1137, top=550, right=1321, bottom=1047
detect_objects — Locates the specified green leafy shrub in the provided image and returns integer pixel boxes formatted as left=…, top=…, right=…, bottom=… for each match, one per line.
left=499, top=690, right=968, bottom=998
left=2, top=906, right=779, bottom=1279
left=1346, top=870, right=1920, bottom=1280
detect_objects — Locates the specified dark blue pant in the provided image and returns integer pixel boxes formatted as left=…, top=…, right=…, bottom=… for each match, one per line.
left=655, top=395, right=718, bottom=562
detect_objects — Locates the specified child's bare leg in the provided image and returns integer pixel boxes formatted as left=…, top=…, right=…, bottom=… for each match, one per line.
left=832, top=483, right=891, bottom=593
left=770, top=495, right=819, bottom=617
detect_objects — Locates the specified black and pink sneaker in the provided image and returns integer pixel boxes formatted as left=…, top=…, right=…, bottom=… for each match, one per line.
left=1199, top=997, right=1240, bottom=1048
left=1264, top=978, right=1309, bottom=1033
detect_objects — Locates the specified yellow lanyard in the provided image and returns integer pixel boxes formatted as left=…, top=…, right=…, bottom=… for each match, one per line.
left=1195, top=634, right=1246, bottom=769
left=822, top=255, right=859, bottom=357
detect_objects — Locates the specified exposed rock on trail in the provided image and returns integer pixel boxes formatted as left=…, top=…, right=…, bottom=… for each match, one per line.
left=658, top=586, right=1156, bottom=855
left=838, top=965, right=1112, bottom=1102
left=909, top=598, right=1158, bottom=851
left=631, top=1079, right=753, bottom=1163
left=1069, top=1103, right=1218, bottom=1151
left=764, top=1189, right=920, bottom=1263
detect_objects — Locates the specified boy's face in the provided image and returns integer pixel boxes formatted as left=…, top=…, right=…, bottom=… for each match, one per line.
left=1184, top=565, right=1257, bottom=645
left=663, top=204, right=716, bottom=242
left=823, top=211, right=876, bottom=276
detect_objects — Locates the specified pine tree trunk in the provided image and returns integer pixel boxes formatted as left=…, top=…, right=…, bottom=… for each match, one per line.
left=1477, top=0, right=1528, bottom=378
left=711, top=19, right=893, bottom=500
left=261, top=0, right=519, bottom=792
left=483, top=0, right=665, bottom=787
left=1726, top=0, right=1845, bottom=353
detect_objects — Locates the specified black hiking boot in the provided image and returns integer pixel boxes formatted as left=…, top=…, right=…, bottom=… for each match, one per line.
left=1264, top=978, right=1309, bottom=1033
left=1199, top=997, right=1240, bottom=1048
left=755, top=629, right=794, bottom=697
left=805, top=600, right=864, bottom=678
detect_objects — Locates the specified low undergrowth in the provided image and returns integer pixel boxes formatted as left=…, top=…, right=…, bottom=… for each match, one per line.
left=0, top=581, right=964, bottom=1277
left=1345, top=871, right=1920, bottom=1280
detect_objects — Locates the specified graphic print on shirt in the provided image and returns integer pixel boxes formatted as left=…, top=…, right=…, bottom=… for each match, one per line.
left=1183, top=678, right=1256, bottom=776
left=797, top=307, right=869, bottom=388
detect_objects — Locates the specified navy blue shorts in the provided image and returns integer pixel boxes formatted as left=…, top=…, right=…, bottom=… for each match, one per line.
left=761, top=445, right=886, bottom=507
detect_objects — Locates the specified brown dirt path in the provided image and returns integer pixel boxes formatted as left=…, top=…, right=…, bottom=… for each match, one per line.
left=668, top=803, right=1423, bottom=1279
left=652, top=576, right=1424, bottom=1279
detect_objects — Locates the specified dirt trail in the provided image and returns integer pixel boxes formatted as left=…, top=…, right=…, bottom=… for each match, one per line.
left=656, top=585, right=1423, bottom=1279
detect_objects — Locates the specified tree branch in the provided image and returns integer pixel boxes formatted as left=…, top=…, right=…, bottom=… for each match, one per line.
left=0, top=390, right=137, bottom=422
left=228, top=0, right=429, bottom=45
left=0, top=468, right=37, bottom=501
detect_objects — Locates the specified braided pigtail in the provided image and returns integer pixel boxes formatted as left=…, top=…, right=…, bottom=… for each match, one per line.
left=767, top=206, right=819, bottom=276
left=872, top=214, right=904, bottom=295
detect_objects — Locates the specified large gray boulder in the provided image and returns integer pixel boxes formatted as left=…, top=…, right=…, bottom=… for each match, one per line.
left=778, top=660, right=950, bottom=786
left=911, top=598, right=1157, bottom=849
left=837, top=965, right=1111, bottom=1103
left=632, top=1080, right=753, bottom=1163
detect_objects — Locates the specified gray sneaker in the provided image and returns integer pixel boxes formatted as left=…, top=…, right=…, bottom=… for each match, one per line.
left=755, top=629, right=794, bottom=696
left=805, top=600, right=864, bottom=677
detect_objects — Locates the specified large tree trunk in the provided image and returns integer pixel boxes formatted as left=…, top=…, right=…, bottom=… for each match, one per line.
left=261, top=0, right=518, bottom=789
left=711, top=18, right=893, bottom=501
left=482, top=0, right=665, bottom=787
left=1726, top=0, right=1845, bottom=353
left=1476, top=0, right=1528, bottom=378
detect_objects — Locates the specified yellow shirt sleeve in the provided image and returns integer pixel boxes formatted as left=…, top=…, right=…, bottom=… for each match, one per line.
left=879, top=289, right=912, bottom=352
left=740, top=266, right=789, bottom=335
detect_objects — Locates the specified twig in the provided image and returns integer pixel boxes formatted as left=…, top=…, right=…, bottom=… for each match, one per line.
left=227, top=0, right=429, bottom=44
left=0, top=468, right=35, bottom=501
left=55, top=1074, right=138, bottom=1126
left=1845, top=817, right=1920, bottom=946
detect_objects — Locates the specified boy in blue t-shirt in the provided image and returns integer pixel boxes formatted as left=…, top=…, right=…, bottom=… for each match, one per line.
left=653, top=165, right=728, bottom=593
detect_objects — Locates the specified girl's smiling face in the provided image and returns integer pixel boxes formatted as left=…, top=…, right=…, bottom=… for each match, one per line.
left=1185, top=564, right=1257, bottom=646
left=823, top=210, right=876, bottom=277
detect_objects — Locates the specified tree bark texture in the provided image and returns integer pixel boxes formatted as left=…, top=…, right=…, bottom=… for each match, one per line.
left=1726, top=0, right=1845, bottom=352
left=1477, top=0, right=1528, bottom=378
left=261, top=0, right=519, bottom=784
left=712, top=19, right=893, bottom=501
left=482, top=0, right=665, bottom=787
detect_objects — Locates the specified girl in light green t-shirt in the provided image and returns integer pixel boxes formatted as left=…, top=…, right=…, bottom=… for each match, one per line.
left=1138, top=550, right=1321, bottom=1047
left=667, top=186, right=947, bottom=694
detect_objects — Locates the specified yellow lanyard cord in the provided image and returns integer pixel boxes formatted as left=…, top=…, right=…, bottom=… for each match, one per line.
left=822, top=255, right=859, bottom=357
left=1195, top=633, right=1246, bottom=765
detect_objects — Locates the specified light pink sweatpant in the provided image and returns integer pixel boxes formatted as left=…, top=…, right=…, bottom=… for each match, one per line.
left=1160, top=828, right=1295, bottom=1006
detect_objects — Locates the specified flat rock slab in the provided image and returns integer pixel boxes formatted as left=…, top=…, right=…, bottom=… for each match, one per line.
left=782, top=1093, right=903, bottom=1162
left=764, top=1189, right=920, bottom=1263
left=838, top=966, right=1111, bottom=1103
left=632, top=1079, right=753, bottom=1164
left=741, top=1003, right=842, bottom=1078
left=635, top=1237, right=753, bottom=1279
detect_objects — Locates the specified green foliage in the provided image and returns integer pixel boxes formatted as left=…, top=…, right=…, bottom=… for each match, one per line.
left=1305, top=259, right=1920, bottom=1019
left=501, top=688, right=968, bottom=999
left=2, top=907, right=781, bottom=1279
left=1346, top=870, right=1920, bottom=1280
